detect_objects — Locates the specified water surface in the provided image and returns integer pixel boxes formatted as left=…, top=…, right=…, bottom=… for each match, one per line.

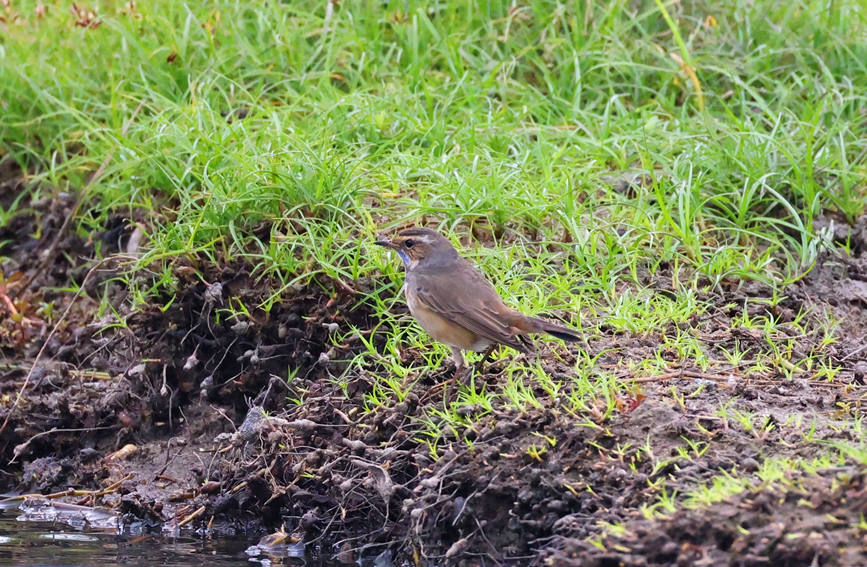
left=0, top=497, right=307, bottom=567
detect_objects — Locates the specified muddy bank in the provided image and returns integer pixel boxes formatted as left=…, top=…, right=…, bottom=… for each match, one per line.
left=548, top=462, right=867, bottom=566
left=2, top=172, right=867, bottom=565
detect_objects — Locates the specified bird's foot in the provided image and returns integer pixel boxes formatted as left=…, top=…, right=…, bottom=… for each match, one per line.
left=454, top=364, right=471, bottom=383
left=470, top=345, right=496, bottom=377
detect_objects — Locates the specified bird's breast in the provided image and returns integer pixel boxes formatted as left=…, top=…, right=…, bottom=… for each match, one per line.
left=404, top=284, right=489, bottom=351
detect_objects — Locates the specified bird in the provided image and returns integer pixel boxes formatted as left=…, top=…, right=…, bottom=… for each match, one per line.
left=375, top=227, right=581, bottom=377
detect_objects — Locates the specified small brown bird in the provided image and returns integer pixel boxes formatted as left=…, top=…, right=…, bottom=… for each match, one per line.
left=375, top=227, right=580, bottom=376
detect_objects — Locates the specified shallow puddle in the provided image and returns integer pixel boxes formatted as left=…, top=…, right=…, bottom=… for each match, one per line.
left=0, top=497, right=325, bottom=566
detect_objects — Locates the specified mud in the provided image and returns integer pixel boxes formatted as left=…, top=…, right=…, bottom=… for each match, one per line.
left=547, top=464, right=867, bottom=566
left=2, top=169, right=867, bottom=565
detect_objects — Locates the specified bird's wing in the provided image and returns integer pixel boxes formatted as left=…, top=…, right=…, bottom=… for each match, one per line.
left=410, top=260, right=530, bottom=352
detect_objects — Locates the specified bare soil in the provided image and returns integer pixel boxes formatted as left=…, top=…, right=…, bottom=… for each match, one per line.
left=2, top=166, right=867, bottom=565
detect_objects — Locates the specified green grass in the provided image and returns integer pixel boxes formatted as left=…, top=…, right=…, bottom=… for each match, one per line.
left=2, top=0, right=867, bottom=541
left=2, top=0, right=864, bottom=290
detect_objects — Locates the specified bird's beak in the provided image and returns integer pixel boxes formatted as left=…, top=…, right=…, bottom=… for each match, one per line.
left=374, top=237, right=394, bottom=249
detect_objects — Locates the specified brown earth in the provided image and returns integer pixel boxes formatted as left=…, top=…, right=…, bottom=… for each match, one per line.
left=2, top=162, right=867, bottom=565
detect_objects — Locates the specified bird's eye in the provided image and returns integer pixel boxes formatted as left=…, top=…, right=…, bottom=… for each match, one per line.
left=404, top=239, right=415, bottom=248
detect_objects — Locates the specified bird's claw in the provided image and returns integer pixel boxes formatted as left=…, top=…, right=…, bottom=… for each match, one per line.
left=454, top=364, right=471, bottom=382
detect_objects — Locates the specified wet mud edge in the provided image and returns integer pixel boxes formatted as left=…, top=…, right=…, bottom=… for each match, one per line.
left=2, top=170, right=867, bottom=565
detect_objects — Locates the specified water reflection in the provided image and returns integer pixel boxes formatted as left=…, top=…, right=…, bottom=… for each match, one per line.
left=0, top=497, right=306, bottom=567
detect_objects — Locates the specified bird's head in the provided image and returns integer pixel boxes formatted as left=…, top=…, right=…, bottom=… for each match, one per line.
left=375, top=227, right=458, bottom=269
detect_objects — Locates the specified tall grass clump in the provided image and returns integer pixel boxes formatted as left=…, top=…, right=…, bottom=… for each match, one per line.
left=0, top=0, right=864, bottom=306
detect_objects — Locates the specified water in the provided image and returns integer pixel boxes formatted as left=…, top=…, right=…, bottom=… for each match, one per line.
left=0, top=497, right=308, bottom=567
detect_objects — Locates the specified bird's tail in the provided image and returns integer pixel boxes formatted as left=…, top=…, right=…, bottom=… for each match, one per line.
left=531, top=317, right=581, bottom=342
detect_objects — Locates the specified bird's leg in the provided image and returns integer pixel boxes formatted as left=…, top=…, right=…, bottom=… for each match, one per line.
left=450, top=346, right=469, bottom=380
left=472, top=344, right=497, bottom=374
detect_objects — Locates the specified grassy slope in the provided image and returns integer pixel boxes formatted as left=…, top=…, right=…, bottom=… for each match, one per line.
left=2, top=0, right=867, bottom=537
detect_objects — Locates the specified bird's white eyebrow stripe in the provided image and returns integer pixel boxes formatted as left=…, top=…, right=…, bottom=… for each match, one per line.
left=399, top=232, right=436, bottom=244
left=399, top=233, right=435, bottom=243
